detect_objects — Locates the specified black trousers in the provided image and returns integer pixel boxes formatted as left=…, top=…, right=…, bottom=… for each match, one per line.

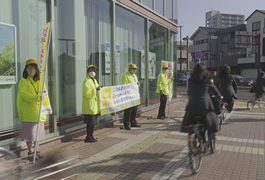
left=158, top=94, right=167, bottom=117
left=124, top=106, right=137, bottom=127
left=227, top=101, right=234, bottom=112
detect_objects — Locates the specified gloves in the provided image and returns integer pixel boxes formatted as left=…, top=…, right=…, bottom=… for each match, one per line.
left=96, top=86, right=103, bottom=91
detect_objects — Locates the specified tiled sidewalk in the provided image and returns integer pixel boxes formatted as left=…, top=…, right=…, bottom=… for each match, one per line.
left=20, top=98, right=265, bottom=180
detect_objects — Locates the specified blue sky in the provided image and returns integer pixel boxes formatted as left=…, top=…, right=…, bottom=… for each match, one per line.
left=178, top=0, right=265, bottom=39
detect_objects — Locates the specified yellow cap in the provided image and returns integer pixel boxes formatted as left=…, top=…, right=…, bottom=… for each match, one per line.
left=128, top=64, right=139, bottom=69
left=87, top=65, right=97, bottom=71
left=25, top=59, right=38, bottom=66
left=162, top=65, right=168, bottom=69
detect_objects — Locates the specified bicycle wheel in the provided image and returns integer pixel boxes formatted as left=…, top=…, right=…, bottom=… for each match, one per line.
left=247, top=101, right=251, bottom=109
left=188, top=134, right=202, bottom=174
left=0, top=148, right=21, bottom=180
left=222, top=109, right=227, bottom=124
left=209, top=133, right=216, bottom=153
left=217, top=116, right=222, bottom=131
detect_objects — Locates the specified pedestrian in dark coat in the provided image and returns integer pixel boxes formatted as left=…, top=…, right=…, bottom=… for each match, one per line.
left=251, top=71, right=265, bottom=99
left=216, top=65, right=237, bottom=112
left=181, top=63, right=222, bottom=134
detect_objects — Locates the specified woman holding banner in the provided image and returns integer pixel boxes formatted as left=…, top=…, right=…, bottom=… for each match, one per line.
left=17, top=59, right=45, bottom=161
left=82, top=65, right=101, bottom=143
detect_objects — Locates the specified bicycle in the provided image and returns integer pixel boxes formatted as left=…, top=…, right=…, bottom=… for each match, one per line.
left=217, top=100, right=228, bottom=130
left=185, top=116, right=216, bottom=174
left=247, top=93, right=265, bottom=109
left=0, top=147, right=22, bottom=180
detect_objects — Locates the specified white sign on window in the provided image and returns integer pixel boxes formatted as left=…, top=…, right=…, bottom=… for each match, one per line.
left=0, top=22, right=17, bottom=85
left=141, top=50, right=156, bottom=79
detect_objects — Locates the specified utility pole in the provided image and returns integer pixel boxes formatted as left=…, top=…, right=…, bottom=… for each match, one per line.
left=179, top=26, right=183, bottom=72
left=237, top=33, right=261, bottom=76
left=183, top=35, right=189, bottom=72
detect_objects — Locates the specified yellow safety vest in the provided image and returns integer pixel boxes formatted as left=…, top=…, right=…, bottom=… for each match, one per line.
left=17, top=77, right=46, bottom=122
left=122, top=71, right=140, bottom=86
left=156, top=72, right=171, bottom=96
left=82, top=76, right=100, bottom=115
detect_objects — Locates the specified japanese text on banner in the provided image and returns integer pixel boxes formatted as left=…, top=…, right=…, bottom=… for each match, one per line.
left=39, top=22, right=52, bottom=116
left=99, top=82, right=140, bottom=115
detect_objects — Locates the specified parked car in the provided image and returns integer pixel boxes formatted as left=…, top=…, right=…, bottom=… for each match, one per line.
left=176, top=73, right=187, bottom=84
left=232, top=74, right=253, bottom=86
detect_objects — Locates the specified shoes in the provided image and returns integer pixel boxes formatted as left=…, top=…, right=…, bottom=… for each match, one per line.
left=131, top=124, right=141, bottom=127
left=227, top=110, right=231, bottom=113
left=91, top=137, right=98, bottom=142
left=84, top=137, right=96, bottom=143
left=36, top=151, right=44, bottom=159
left=124, top=126, right=131, bottom=130
left=157, top=116, right=165, bottom=119
left=28, top=152, right=39, bottom=161
left=163, top=116, right=168, bottom=118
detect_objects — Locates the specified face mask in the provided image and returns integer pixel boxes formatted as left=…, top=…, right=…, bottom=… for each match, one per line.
left=89, top=71, right=96, bottom=78
left=130, top=69, right=136, bottom=74
left=162, top=69, right=167, bottom=73
left=27, top=68, right=36, bottom=77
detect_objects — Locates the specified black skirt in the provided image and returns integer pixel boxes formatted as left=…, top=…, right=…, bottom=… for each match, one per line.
left=180, top=110, right=218, bottom=134
left=84, top=115, right=97, bottom=125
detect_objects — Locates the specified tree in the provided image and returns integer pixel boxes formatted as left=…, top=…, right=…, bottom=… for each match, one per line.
left=0, top=41, right=15, bottom=76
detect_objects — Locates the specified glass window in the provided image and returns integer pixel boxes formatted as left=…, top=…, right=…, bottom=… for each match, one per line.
left=155, top=0, right=164, bottom=16
left=115, top=5, right=147, bottom=106
left=0, top=0, right=48, bottom=146
left=55, top=0, right=112, bottom=131
left=170, top=31, right=177, bottom=98
left=142, top=0, right=153, bottom=10
left=165, top=0, right=173, bottom=21
left=173, top=0, right=178, bottom=24
left=149, top=21, right=169, bottom=104
left=252, top=21, right=260, bottom=31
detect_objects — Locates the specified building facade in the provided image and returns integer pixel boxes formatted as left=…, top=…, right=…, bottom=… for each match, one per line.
left=188, top=27, right=221, bottom=72
left=176, top=41, right=192, bottom=72
left=0, top=0, right=178, bottom=148
left=238, top=10, right=265, bottom=79
left=206, top=10, right=245, bottom=28
left=216, top=24, right=247, bottom=74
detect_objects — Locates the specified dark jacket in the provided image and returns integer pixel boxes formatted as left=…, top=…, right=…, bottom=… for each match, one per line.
left=251, top=78, right=265, bottom=98
left=181, top=81, right=221, bottom=133
left=216, top=76, right=237, bottom=101
left=185, top=82, right=221, bottom=111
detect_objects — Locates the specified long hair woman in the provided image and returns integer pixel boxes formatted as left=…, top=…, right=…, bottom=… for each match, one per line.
left=181, top=63, right=222, bottom=134
left=216, top=65, right=237, bottom=112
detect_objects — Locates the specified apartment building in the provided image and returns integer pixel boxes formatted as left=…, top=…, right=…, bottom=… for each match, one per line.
left=206, top=10, right=245, bottom=28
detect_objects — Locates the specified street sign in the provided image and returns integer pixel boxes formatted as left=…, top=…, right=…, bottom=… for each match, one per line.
left=195, top=50, right=202, bottom=59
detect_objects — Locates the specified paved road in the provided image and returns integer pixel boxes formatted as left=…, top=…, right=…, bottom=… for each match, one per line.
left=177, top=84, right=251, bottom=101
left=18, top=96, right=265, bottom=180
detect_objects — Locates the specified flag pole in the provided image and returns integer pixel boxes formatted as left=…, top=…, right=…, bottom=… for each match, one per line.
left=33, top=20, right=52, bottom=163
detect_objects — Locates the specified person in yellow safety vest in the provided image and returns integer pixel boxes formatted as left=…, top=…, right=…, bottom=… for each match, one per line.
left=156, top=65, right=174, bottom=119
left=82, top=65, right=102, bottom=143
left=17, top=59, right=46, bottom=161
left=122, top=63, right=141, bottom=130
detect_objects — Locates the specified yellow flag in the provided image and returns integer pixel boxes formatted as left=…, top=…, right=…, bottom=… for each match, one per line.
left=39, top=22, right=52, bottom=116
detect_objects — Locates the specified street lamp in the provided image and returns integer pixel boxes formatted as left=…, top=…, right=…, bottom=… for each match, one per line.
left=182, top=35, right=189, bottom=72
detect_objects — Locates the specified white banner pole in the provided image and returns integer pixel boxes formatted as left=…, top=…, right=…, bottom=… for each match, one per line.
left=33, top=21, right=52, bottom=163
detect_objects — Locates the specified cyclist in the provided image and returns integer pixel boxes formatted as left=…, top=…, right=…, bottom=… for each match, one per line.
left=216, top=65, right=237, bottom=113
left=250, top=71, right=265, bottom=100
left=181, top=63, right=222, bottom=135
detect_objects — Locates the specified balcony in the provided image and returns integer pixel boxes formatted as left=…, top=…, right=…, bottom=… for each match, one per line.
left=189, top=43, right=210, bottom=53
left=189, top=60, right=218, bottom=69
